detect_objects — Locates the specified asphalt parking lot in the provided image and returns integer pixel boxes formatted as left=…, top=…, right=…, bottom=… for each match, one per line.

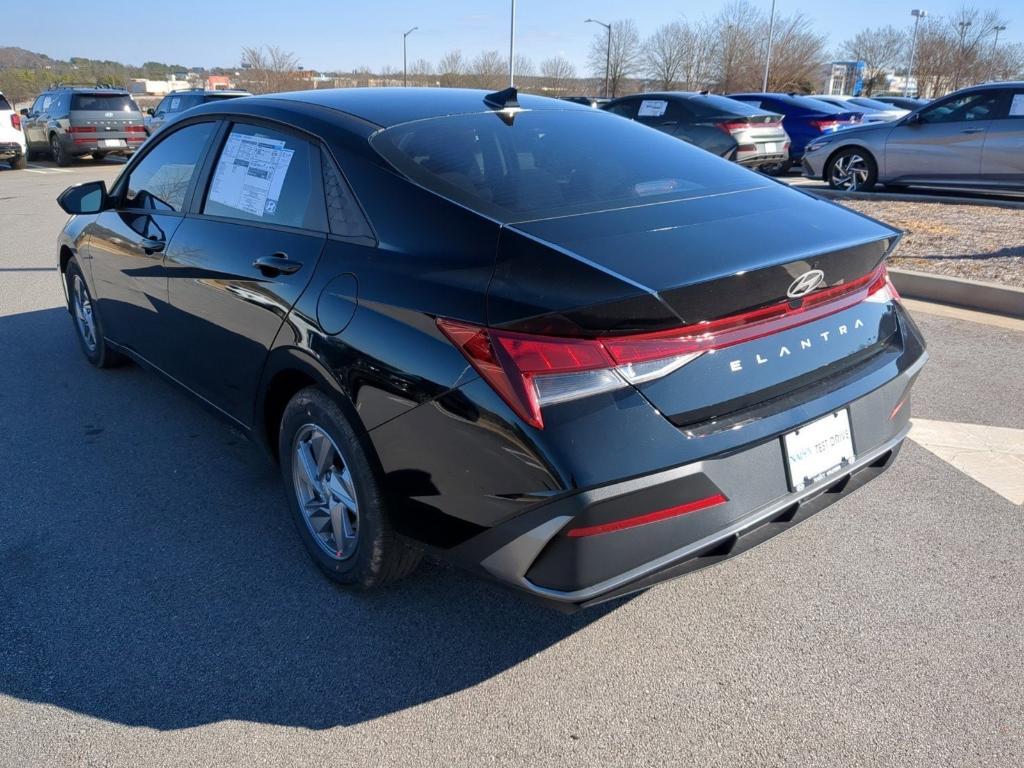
left=1, top=159, right=1022, bottom=767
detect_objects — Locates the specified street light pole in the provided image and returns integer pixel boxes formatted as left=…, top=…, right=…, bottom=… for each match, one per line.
left=905, top=9, right=927, bottom=97
left=762, top=0, right=777, bottom=92
left=403, top=26, right=418, bottom=87
left=991, top=25, right=1006, bottom=81
left=955, top=20, right=972, bottom=89
left=585, top=18, right=612, bottom=98
left=509, top=0, right=516, bottom=87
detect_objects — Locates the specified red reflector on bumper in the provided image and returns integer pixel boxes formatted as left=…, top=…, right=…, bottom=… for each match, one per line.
left=566, top=493, right=728, bottom=538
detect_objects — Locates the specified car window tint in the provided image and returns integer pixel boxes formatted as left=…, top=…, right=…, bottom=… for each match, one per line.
left=921, top=91, right=1001, bottom=123
left=605, top=100, right=638, bottom=118
left=687, top=96, right=763, bottom=118
left=0, top=95, right=11, bottom=111
left=203, top=124, right=326, bottom=230
left=125, top=121, right=216, bottom=212
left=71, top=93, right=139, bottom=112
left=41, top=95, right=54, bottom=112
left=1000, top=90, right=1024, bottom=119
left=321, top=151, right=373, bottom=239
left=372, top=109, right=762, bottom=221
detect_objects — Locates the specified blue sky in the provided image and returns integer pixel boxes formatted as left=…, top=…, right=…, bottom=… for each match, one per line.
left=6, top=0, right=1021, bottom=72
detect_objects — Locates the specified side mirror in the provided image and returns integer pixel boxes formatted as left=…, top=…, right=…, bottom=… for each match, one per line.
left=903, top=112, right=922, bottom=126
left=19, top=108, right=28, bottom=116
left=147, top=107, right=155, bottom=116
left=57, top=180, right=110, bottom=215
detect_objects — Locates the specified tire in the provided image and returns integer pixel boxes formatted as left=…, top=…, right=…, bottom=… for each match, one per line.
left=65, top=257, right=124, bottom=368
left=826, top=147, right=877, bottom=191
left=10, top=154, right=27, bottom=170
left=279, top=387, right=421, bottom=588
left=92, top=151, right=108, bottom=162
left=50, top=134, right=71, bottom=166
left=759, top=159, right=793, bottom=177
left=24, top=144, right=37, bottom=161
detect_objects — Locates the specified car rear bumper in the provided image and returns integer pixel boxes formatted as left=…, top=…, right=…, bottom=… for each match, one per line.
left=448, top=342, right=925, bottom=611
left=0, top=141, right=24, bottom=159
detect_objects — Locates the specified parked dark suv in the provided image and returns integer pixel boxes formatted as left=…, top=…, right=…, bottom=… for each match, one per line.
left=145, top=89, right=251, bottom=135
left=21, top=86, right=146, bottom=165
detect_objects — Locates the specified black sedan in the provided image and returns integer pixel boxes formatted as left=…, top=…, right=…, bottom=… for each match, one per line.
left=56, top=87, right=926, bottom=609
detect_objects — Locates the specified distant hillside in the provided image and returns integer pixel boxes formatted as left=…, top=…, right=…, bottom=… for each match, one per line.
left=0, top=47, right=55, bottom=69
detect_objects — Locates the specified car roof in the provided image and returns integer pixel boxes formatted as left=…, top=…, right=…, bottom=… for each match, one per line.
left=257, top=87, right=591, bottom=128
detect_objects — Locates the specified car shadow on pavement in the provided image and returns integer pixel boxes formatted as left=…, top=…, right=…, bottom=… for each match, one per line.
left=0, top=307, right=616, bottom=730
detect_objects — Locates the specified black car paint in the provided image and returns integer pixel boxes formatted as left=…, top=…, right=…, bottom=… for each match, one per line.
left=58, top=89, right=925, bottom=608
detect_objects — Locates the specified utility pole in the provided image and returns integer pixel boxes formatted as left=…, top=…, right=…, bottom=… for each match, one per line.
left=905, top=9, right=927, bottom=97
left=586, top=18, right=612, bottom=98
left=509, top=0, right=517, bottom=87
left=762, top=0, right=777, bottom=92
left=403, top=26, right=418, bottom=87
left=991, top=25, right=1006, bottom=81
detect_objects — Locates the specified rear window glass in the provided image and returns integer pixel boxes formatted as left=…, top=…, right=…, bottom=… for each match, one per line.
left=686, top=95, right=767, bottom=118
left=779, top=95, right=848, bottom=113
left=849, top=97, right=899, bottom=111
left=71, top=93, right=140, bottom=112
left=371, top=109, right=763, bottom=221
left=0, top=95, right=11, bottom=111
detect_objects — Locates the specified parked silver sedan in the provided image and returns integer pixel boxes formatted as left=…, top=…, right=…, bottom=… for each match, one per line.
left=802, top=82, right=1024, bottom=191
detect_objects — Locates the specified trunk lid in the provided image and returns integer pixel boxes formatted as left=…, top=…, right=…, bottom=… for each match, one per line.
left=489, top=182, right=900, bottom=425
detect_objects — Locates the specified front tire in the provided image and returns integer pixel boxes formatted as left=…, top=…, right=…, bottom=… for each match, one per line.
left=279, top=387, right=421, bottom=588
left=826, top=148, right=877, bottom=191
left=65, top=258, right=123, bottom=368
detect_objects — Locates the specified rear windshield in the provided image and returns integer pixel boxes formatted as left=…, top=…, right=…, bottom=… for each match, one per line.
left=371, top=109, right=764, bottom=221
left=686, top=95, right=767, bottom=117
left=71, top=93, right=140, bottom=112
left=0, top=95, right=11, bottom=111
left=849, top=97, right=899, bottom=111
left=782, top=95, right=848, bottom=113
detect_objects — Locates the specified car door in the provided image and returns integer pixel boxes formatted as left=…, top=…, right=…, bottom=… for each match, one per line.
left=884, top=89, right=1001, bottom=183
left=24, top=94, right=50, bottom=148
left=162, top=121, right=328, bottom=426
left=980, top=88, right=1022, bottom=188
left=86, top=120, right=219, bottom=365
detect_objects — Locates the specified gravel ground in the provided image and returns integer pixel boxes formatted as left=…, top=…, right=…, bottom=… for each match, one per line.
left=835, top=199, right=1024, bottom=287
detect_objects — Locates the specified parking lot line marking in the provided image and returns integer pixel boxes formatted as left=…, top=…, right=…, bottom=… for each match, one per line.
left=910, top=419, right=1024, bottom=505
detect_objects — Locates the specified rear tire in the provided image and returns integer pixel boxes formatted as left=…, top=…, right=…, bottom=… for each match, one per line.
left=10, top=154, right=27, bottom=170
left=826, top=148, right=877, bottom=191
left=65, top=257, right=124, bottom=368
left=279, top=387, right=421, bottom=588
left=92, top=151, right=108, bottom=162
left=50, top=135, right=71, bottom=167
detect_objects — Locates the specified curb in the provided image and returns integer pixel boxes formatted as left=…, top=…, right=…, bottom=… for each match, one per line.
left=889, top=269, right=1024, bottom=319
left=801, top=186, right=1024, bottom=210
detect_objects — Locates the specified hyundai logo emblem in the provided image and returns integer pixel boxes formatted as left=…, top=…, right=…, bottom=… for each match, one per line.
left=787, top=269, right=825, bottom=299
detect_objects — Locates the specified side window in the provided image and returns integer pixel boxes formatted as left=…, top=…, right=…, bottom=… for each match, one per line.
left=203, top=124, right=326, bottom=230
left=154, top=96, right=170, bottom=116
left=124, top=121, right=217, bottom=212
left=30, top=95, right=44, bottom=115
left=1001, top=90, right=1024, bottom=120
left=321, top=151, right=373, bottom=240
left=40, top=94, right=54, bottom=113
left=605, top=100, right=638, bottom=118
left=920, top=91, right=1002, bottom=124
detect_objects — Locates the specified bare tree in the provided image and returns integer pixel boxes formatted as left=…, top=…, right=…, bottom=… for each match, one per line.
left=240, top=45, right=304, bottom=94
left=760, top=12, right=827, bottom=92
left=540, top=55, right=577, bottom=95
left=839, top=26, right=908, bottom=95
left=644, top=22, right=686, bottom=89
left=514, top=54, right=535, bottom=79
left=712, top=2, right=762, bottom=92
left=438, top=50, right=467, bottom=88
left=469, top=49, right=506, bottom=90
left=588, top=19, right=642, bottom=97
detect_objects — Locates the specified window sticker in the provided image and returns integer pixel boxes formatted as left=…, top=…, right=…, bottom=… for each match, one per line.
left=1010, top=94, right=1024, bottom=117
left=169, top=97, right=181, bottom=111
left=208, top=133, right=294, bottom=218
left=638, top=100, right=668, bottom=118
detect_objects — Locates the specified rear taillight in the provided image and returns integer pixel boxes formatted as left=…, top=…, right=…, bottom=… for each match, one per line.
left=716, top=120, right=749, bottom=135
left=125, top=125, right=147, bottom=133
left=10, top=113, right=20, bottom=130
left=68, top=126, right=96, bottom=133
left=439, top=265, right=897, bottom=429
left=810, top=119, right=840, bottom=132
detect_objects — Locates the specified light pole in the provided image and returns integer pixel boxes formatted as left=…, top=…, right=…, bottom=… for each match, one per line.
left=991, top=24, right=1006, bottom=81
left=403, top=26, right=418, bottom=87
left=586, top=18, right=611, bottom=98
left=762, top=0, right=777, bottom=92
left=905, top=9, right=927, bottom=97
left=509, top=0, right=517, bottom=87
left=955, top=20, right=972, bottom=89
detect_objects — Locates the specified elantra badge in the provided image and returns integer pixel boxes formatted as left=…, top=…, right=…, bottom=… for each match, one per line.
left=787, top=269, right=825, bottom=299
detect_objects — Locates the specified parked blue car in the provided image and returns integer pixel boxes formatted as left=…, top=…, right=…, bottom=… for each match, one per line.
left=728, top=93, right=862, bottom=174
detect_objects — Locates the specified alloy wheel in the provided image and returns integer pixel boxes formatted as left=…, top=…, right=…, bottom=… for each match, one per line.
left=830, top=154, right=869, bottom=190
left=291, top=423, right=360, bottom=560
left=72, top=275, right=97, bottom=352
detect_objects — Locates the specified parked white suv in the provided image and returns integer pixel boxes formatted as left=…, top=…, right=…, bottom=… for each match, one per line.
left=0, top=91, right=28, bottom=170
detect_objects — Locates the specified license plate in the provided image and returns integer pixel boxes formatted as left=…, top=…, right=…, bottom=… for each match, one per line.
left=763, top=142, right=778, bottom=153
left=783, top=410, right=855, bottom=492
left=103, top=139, right=125, bottom=148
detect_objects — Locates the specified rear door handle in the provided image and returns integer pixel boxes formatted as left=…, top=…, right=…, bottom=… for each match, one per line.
left=961, top=127, right=985, bottom=134
left=141, top=237, right=164, bottom=255
left=253, top=253, right=302, bottom=276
